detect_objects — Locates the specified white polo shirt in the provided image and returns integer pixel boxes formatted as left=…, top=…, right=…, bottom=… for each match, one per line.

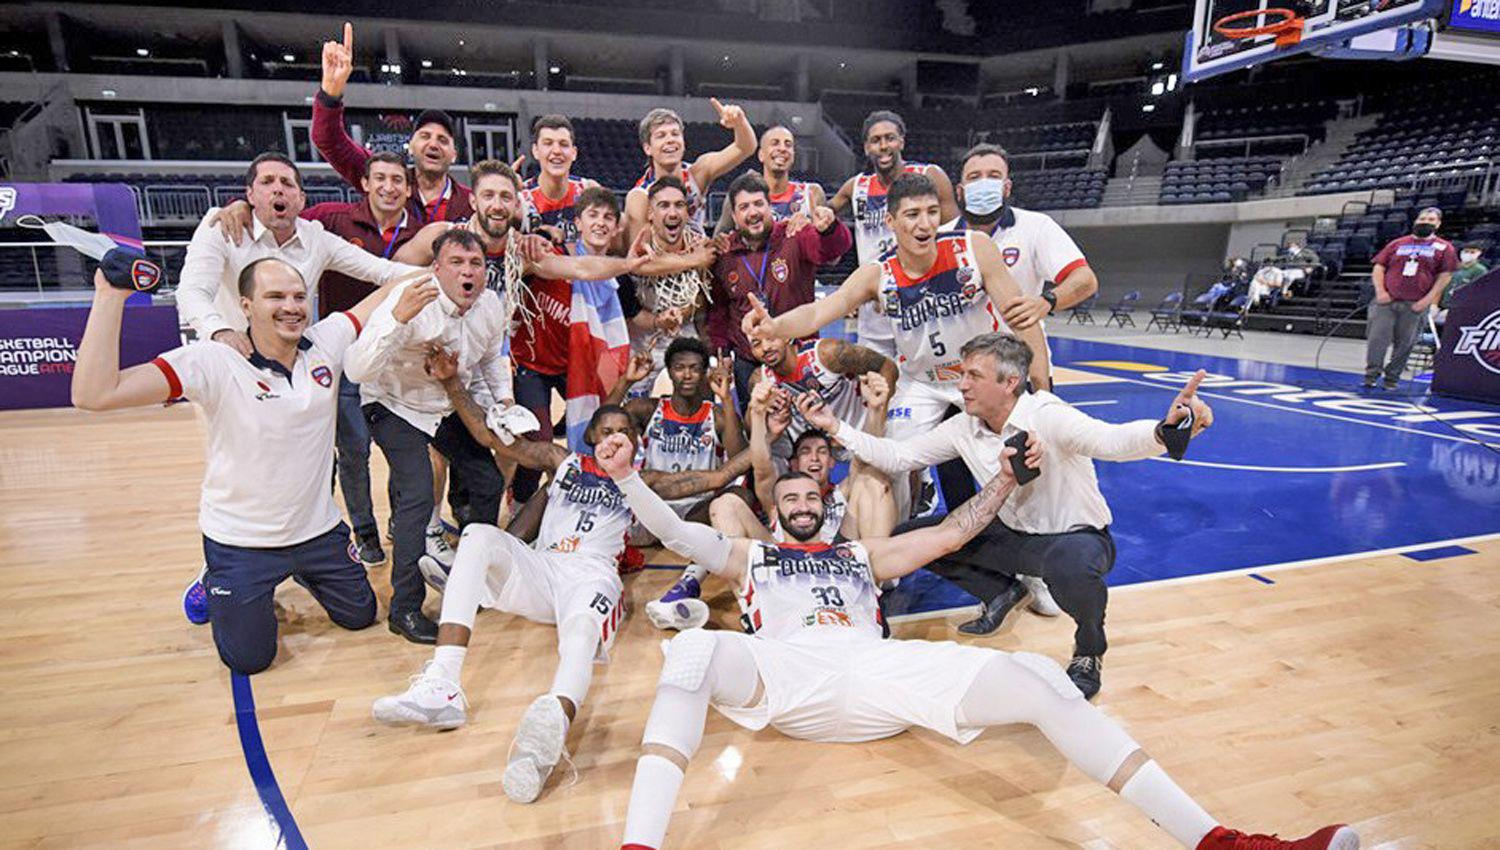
left=942, top=206, right=1088, bottom=298
left=152, top=313, right=361, bottom=548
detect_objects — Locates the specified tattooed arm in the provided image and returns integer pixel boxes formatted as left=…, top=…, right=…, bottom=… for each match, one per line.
left=639, top=447, right=753, bottom=501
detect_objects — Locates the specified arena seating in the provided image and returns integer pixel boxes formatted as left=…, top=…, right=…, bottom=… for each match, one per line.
left=1159, top=156, right=1283, bottom=205
left=1195, top=99, right=1337, bottom=145
left=1008, top=167, right=1105, bottom=209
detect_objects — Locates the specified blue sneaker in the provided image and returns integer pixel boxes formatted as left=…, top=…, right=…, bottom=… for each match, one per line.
left=645, top=572, right=708, bottom=631
left=183, top=567, right=209, bottom=625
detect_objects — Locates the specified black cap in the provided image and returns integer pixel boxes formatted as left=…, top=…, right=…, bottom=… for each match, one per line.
left=99, top=246, right=163, bottom=293
left=413, top=109, right=456, bottom=139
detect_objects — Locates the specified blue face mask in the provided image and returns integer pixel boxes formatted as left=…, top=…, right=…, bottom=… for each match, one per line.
left=962, top=178, right=1006, bottom=216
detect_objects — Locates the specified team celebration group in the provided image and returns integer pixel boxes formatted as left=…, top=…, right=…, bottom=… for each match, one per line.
left=68, top=23, right=1360, bottom=850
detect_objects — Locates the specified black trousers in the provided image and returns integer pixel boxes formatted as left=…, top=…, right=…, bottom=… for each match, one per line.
left=364, top=404, right=505, bottom=617
left=512, top=366, right=568, bottom=503
left=898, top=516, right=1116, bottom=657
left=732, top=351, right=759, bottom=414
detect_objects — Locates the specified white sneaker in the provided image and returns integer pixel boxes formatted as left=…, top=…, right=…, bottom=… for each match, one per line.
left=372, top=663, right=467, bottom=730
left=503, top=695, right=570, bottom=803
left=418, top=554, right=451, bottom=592
left=645, top=597, right=710, bottom=631
left=1020, top=575, right=1062, bottom=617
left=425, top=525, right=455, bottom=567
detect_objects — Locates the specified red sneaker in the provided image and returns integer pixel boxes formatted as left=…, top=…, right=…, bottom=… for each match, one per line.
left=618, top=545, right=646, bottom=576
left=1197, top=824, right=1360, bottom=850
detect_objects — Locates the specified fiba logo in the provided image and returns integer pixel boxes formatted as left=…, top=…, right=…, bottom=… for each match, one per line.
left=1454, top=308, right=1500, bottom=375
left=0, top=186, right=16, bottom=220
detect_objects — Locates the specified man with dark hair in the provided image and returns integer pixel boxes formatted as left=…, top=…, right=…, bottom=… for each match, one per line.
left=706, top=170, right=851, bottom=409
left=829, top=109, right=960, bottom=358
left=746, top=172, right=1049, bottom=521
left=624, top=101, right=757, bottom=242
left=1366, top=206, right=1457, bottom=389
left=73, top=256, right=408, bottom=673
left=522, top=114, right=599, bottom=244
left=372, top=354, right=753, bottom=805
left=314, top=22, right=473, bottom=224
left=797, top=332, right=1214, bottom=699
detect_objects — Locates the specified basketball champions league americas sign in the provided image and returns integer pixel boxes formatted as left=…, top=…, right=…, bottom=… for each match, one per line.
left=1434, top=269, right=1500, bottom=405
left=0, top=182, right=180, bottom=410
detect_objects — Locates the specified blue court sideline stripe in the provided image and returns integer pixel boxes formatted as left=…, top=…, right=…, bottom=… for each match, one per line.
left=1248, top=573, right=1275, bottom=585
left=1400, top=545, right=1477, bottom=562
left=231, top=673, right=309, bottom=850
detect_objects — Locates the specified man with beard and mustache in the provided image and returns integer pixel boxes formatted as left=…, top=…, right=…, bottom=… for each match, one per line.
left=623, top=101, right=757, bottom=243
left=313, top=23, right=472, bottom=225
left=707, top=172, right=851, bottom=410
left=72, top=257, right=411, bottom=673
left=745, top=173, right=1050, bottom=522
left=521, top=114, right=599, bottom=245
left=711, top=125, right=827, bottom=235
left=601, top=433, right=1360, bottom=850
left=829, top=110, right=960, bottom=360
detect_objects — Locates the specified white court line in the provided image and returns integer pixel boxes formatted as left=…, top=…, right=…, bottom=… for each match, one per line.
left=891, top=531, right=1500, bottom=624
left=1068, top=400, right=1119, bottom=408
left=1082, top=370, right=1500, bottom=448
left=1146, top=457, right=1406, bottom=473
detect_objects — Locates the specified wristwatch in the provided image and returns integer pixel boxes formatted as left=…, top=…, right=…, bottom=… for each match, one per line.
left=1041, top=287, right=1058, bottom=315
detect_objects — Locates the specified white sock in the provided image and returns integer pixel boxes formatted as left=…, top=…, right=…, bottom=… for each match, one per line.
left=682, top=562, right=708, bottom=583
left=1118, top=761, right=1218, bottom=849
left=427, top=504, right=443, bottom=533
left=621, top=754, right=684, bottom=850
left=431, top=645, right=467, bottom=684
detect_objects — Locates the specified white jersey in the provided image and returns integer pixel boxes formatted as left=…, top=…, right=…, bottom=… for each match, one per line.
left=850, top=163, right=930, bottom=344
left=770, top=488, right=849, bottom=545
left=741, top=540, right=883, bottom=639
left=640, top=398, right=722, bottom=474
left=940, top=207, right=1087, bottom=299
left=536, top=453, right=633, bottom=564
left=634, top=165, right=708, bottom=233
left=757, top=340, right=866, bottom=442
left=878, top=230, right=1002, bottom=383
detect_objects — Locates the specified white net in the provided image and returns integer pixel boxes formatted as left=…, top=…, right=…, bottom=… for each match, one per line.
left=640, top=229, right=713, bottom=312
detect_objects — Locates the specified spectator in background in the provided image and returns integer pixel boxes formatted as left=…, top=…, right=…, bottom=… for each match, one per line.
left=1278, top=240, right=1322, bottom=295
left=1438, top=242, right=1490, bottom=326
left=314, top=23, right=473, bottom=225
left=1366, top=207, right=1457, bottom=390
left=1248, top=259, right=1287, bottom=310
left=707, top=172, right=851, bottom=410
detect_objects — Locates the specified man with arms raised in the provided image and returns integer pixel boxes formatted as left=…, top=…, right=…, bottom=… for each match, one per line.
left=314, top=23, right=472, bottom=224
left=624, top=101, right=756, bottom=242
left=746, top=172, right=1050, bottom=519
left=372, top=353, right=753, bottom=805
left=73, top=256, right=408, bottom=673
left=595, top=429, right=1358, bottom=850
left=829, top=110, right=959, bottom=358
left=712, top=124, right=826, bottom=234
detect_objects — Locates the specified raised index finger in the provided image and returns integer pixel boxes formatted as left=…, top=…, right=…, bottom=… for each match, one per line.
left=709, top=97, right=725, bottom=115
left=343, top=21, right=353, bottom=51
left=1178, top=369, right=1207, bottom=399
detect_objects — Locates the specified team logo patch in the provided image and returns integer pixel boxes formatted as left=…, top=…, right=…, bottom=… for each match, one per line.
left=1002, top=247, right=1020, bottom=267
left=311, top=364, right=333, bottom=387
left=834, top=544, right=853, bottom=560
left=131, top=259, right=162, bottom=291
left=771, top=257, right=789, bottom=283
left=728, top=270, right=739, bottom=285
left=346, top=540, right=360, bottom=564
left=1454, top=308, right=1500, bottom=374
left=0, top=186, right=15, bottom=219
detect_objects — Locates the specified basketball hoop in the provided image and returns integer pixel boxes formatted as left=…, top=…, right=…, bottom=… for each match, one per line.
left=1214, top=7, right=1304, bottom=48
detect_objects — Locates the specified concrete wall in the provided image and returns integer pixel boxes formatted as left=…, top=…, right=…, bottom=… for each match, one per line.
left=1068, top=222, right=1231, bottom=303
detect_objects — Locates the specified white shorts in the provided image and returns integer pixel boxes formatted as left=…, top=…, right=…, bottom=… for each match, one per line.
left=478, top=533, right=625, bottom=663
left=886, top=377, right=963, bottom=441
left=712, top=630, right=994, bottom=744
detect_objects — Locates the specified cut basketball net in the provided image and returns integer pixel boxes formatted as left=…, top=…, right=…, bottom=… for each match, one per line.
left=1213, top=7, right=1303, bottom=48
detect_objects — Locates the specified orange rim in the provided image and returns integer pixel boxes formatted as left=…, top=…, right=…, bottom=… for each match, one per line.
left=1213, top=8, right=1304, bottom=47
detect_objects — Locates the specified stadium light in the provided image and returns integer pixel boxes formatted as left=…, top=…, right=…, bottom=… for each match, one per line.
left=1151, top=61, right=1165, bottom=70
left=549, top=65, right=561, bottom=73
left=135, top=48, right=149, bottom=57
left=1142, top=103, right=1156, bottom=112
left=1151, top=80, right=1165, bottom=96
left=421, top=59, right=433, bottom=68
left=1024, top=86, right=1041, bottom=96
left=282, top=53, right=295, bottom=62
left=101, top=89, right=116, bottom=98
left=1167, top=73, right=1177, bottom=91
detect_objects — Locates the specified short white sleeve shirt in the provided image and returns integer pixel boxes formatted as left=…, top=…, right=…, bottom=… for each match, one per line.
left=153, top=313, right=362, bottom=547
left=942, top=206, right=1088, bottom=298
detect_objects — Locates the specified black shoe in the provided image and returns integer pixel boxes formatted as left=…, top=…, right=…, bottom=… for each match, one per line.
left=389, top=610, right=439, bottom=644
left=1361, top=378, right=1377, bottom=390
left=355, top=535, right=387, bottom=567
left=1382, top=378, right=1399, bottom=391
left=957, top=583, right=1028, bottom=636
left=1067, top=654, right=1102, bottom=700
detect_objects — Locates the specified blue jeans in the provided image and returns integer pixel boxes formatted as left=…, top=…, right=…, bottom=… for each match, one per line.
left=203, top=522, right=377, bottom=674
left=335, top=376, right=378, bottom=540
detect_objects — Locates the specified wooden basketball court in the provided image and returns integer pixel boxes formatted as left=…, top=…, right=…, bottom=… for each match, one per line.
left=2, top=387, right=1498, bottom=849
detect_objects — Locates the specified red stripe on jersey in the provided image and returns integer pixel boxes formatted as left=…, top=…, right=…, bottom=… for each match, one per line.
left=776, top=540, right=836, bottom=553
left=883, top=233, right=967, bottom=289
left=342, top=310, right=363, bottom=336
left=152, top=357, right=183, bottom=400
left=1054, top=257, right=1089, bottom=282
left=658, top=398, right=713, bottom=424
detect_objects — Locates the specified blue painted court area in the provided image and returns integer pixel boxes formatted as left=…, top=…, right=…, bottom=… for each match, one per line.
left=885, top=336, right=1500, bottom=616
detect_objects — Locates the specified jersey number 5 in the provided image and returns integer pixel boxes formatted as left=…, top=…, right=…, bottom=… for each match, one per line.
left=928, top=331, right=946, bottom=357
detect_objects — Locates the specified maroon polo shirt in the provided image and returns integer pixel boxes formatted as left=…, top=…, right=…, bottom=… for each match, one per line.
left=708, top=218, right=852, bottom=358
left=1372, top=234, right=1459, bottom=302
left=312, top=90, right=473, bottom=225
left=302, top=200, right=420, bottom=317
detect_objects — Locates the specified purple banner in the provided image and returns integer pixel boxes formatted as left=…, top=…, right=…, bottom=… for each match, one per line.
left=0, top=305, right=181, bottom=410
left=1432, top=269, right=1500, bottom=405
left=0, top=181, right=143, bottom=245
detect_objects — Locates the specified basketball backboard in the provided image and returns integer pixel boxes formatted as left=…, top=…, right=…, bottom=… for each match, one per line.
left=1184, top=0, right=1447, bottom=82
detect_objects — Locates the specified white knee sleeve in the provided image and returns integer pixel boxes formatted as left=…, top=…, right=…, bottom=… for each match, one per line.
left=659, top=629, right=718, bottom=692
left=642, top=632, right=759, bottom=758
left=1012, top=651, right=1084, bottom=700
left=437, top=524, right=507, bottom=630
left=550, top=615, right=600, bottom=708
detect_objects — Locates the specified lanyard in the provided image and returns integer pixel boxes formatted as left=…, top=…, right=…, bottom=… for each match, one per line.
left=379, top=210, right=409, bottom=259
left=423, top=177, right=453, bottom=223
left=740, top=248, right=770, bottom=298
